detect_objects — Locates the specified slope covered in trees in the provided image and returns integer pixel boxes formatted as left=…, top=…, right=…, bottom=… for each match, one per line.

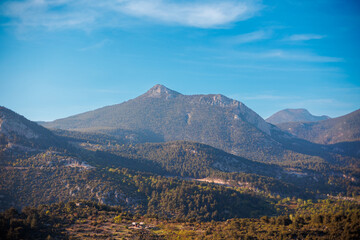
left=1, top=199, right=359, bottom=239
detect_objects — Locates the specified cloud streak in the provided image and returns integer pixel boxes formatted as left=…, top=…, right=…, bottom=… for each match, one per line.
left=255, top=50, right=342, bottom=62
left=1, top=0, right=263, bottom=30
left=242, top=94, right=293, bottom=100
left=284, top=34, right=326, bottom=41
left=227, top=49, right=343, bottom=62
left=78, top=39, right=111, bottom=51
left=221, top=29, right=272, bottom=44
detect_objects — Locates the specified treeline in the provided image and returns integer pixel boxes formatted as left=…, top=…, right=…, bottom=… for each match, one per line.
left=1, top=152, right=276, bottom=221
left=1, top=199, right=359, bottom=239
left=108, top=168, right=276, bottom=221
left=0, top=201, right=123, bottom=240
left=52, top=129, right=360, bottom=198
left=207, top=208, right=360, bottom=239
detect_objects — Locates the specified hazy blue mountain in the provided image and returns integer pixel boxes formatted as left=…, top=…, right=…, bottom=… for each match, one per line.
left=266, top=109, right=330, bottom=125
left=277, top=109, right=360, bottom=144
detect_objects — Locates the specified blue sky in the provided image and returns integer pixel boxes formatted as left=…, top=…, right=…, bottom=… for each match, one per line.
left=0, top=0, right=359, bottom=121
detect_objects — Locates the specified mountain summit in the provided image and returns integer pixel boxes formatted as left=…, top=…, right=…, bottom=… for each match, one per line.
left=140, top=84, right=181, bottom=99
left=266, top=108, right=330, bottom=124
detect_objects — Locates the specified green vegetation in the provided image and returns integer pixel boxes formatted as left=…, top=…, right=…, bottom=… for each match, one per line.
left=1, top=199, right=359, bottom=239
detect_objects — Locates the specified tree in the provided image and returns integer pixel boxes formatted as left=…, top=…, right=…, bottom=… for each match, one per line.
left=30, top=217, right=38, bottom=229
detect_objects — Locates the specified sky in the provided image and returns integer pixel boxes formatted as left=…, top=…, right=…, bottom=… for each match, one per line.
left=0, top=0, right=359, bottom=121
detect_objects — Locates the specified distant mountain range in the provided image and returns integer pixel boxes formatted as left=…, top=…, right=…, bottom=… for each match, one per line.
left=266, top=108, right=330, bottom=124
left=277, top=109, right=360, bottom=144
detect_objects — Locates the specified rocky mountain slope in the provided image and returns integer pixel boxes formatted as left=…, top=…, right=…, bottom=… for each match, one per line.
left=266, top=108, right=330, bottom=124
left=0, top=106, right=65, bottom=153
left=40, top=85, right=306, bottom=162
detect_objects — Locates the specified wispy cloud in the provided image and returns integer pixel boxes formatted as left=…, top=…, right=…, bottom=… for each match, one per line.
left=1, top=0, right=263, bottom=30
left=284, top=34, right=326, bottom=41
left=1, top=0, right=99, bottom=30
left=189, top=46, right=343, bottom=63
left=221, top=29, right=272, bottom=44
left=254, top=50, right=342, bottom=62
left=226, top=49, right=343, bottom=62
left=79, top=39, right=111, bottom=51
left=242, top=94, right=292, bottom=100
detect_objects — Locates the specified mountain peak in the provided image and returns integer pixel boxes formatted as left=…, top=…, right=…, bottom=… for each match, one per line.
left=142, top=84, right=181, bottom=99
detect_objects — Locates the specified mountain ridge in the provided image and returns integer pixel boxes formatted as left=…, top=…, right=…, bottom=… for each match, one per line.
left=277, top=109, right=360, bottom=144
left=40, top=85, right=284, bottom=161
left=266, top=108, right=330, bottom=124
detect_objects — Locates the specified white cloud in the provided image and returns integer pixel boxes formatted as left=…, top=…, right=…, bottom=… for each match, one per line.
left=242, top=94, right=291, bottom=100
left=119, top=0, right=262, bottom=28
left=284, top=34, right=326, bottom=41
left=190, top=46, right=343, bottom=63
left=222, top=29, right=272, bottom=44
left=1, top=0, right=263, bottom=30
left=2, top=0, right=99, bottom=30
left=78, top=39, right=111, bottom=51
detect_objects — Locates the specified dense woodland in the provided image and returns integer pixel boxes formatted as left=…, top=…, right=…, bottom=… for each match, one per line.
left=1, top=199, right=359, bottom=239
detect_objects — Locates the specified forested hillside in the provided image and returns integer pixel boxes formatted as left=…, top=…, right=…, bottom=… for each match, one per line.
left=1, top=199, right=359, bottom=239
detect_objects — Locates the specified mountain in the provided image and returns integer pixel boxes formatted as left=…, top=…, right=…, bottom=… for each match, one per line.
left=266, top=108, right=330, bottom=124
left=0, top=106, right=65, bottom=153
left=277, top=109, right=360, bottom=144
left=40, top=84, right=303, bottom=162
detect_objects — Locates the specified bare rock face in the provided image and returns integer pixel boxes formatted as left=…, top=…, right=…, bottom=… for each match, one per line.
left=197, top=94, right=238, bottom=107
